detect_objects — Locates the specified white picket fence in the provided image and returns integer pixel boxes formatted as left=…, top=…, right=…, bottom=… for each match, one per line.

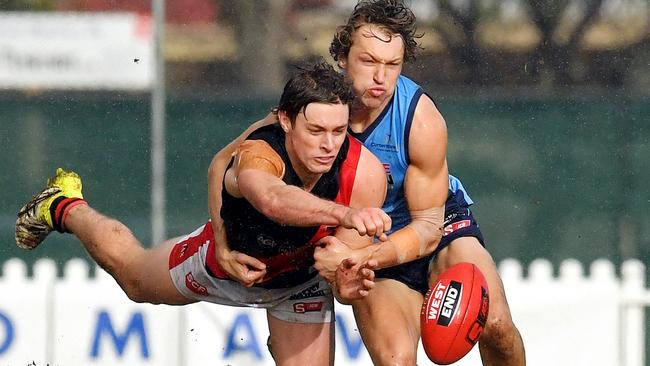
left=0, top=258, right=646, bottom=366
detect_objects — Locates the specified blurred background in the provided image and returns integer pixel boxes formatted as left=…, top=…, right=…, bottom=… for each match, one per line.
left=0, top=0, right=648, bottom=363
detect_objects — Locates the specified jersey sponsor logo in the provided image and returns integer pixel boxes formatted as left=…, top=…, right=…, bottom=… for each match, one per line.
left=185, top=272, right=208, bottom=296
left=443, top=219, right=471, bottom=236
left=370, top=141, right=398, bottom=152
left=288, top=283, right=326, bottom=300
left=427, top=280, right=463, bottom=327
left=257, top=234, right=277, bottom=248
left=293, top=301, right=324, bottom=313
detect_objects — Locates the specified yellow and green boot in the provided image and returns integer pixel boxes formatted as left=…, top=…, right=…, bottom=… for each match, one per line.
left=15, top=168, right=86, bottom=250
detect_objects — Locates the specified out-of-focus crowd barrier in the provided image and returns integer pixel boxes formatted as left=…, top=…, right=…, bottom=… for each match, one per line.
left=0, top=258, right=645, bottom=366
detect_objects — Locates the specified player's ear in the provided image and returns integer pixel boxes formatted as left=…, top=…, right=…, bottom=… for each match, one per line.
left=278, top=110, right=291, bottom=133
left=337, top=57, right=347, bottom=69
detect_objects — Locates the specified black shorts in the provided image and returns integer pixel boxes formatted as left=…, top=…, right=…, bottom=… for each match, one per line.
left=374, top=192, right=485, bottom=295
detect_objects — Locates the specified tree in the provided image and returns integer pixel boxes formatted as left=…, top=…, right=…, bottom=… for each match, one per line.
left=222, top=0, right=290, bottom=94
left=524, top=0, right=605, bottom=86
left=433, top=0, right=501, bottom=85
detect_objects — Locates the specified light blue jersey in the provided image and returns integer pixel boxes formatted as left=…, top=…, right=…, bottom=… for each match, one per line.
left=349, top=75, right=472, bottom=232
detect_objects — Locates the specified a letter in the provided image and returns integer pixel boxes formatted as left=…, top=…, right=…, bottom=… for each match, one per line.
left=442, top=305, right=453, bottom=318
left=224, top=313, right=262, bottom=359
left=90, top=310, right=149, bottom=359
left=428, top=306, right=439, bottom=320
left=0, top=311, right=14, bottom=355
left=336, top=314, right=365, bottom=359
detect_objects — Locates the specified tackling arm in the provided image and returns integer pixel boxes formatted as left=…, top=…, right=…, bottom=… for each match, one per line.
left=352, top=95, right=449, bottom=269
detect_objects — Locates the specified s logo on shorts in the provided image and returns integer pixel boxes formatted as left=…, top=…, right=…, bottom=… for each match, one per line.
left=293, top=302, right=324, bottom=313
left=443, top=220, right=471, bottom=237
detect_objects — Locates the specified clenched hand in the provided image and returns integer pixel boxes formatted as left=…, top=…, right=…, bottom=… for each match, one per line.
left=340, top=207, right=391, bottom=241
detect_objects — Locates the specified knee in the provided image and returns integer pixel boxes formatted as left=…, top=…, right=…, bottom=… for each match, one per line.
left=365, top=328, right=418, bottom=366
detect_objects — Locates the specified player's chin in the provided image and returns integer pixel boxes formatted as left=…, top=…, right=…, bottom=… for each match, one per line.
left=309, top=161, right=334, bottom=173
left=312, top=167, right=332, bottom=175
left=361, top=95, right=385, bottom=109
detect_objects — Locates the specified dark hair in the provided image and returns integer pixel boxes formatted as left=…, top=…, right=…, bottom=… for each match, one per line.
left=330, top=0, right=422, bottom=63
left=277, top=60, right=355, bottom=123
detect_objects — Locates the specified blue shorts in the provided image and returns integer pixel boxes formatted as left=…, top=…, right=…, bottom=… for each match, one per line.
left=373, top=192, right=485, bottom=295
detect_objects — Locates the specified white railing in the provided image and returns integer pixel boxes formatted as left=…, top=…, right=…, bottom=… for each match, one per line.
left=0, top=258, right=645, bottom=366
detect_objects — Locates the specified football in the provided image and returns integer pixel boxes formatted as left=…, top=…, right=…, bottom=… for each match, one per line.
left=420, top=262, right=490, bottom=365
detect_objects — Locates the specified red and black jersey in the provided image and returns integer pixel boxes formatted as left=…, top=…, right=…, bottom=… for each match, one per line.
left=218, top=124, right=361, bottom=289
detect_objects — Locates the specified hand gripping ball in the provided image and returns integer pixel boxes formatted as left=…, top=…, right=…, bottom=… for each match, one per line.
left=420, top=262, right=490, bottom=365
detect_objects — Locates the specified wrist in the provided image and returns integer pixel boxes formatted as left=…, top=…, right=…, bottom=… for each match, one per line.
left=362, top=243, right=382, bottom=268
left=329, top=203, right=349, bottom=225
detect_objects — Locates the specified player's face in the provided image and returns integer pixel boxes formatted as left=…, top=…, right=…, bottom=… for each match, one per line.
left=338, top=23, right=404, bottom=111
left=280, top=102, right=349, bottom=177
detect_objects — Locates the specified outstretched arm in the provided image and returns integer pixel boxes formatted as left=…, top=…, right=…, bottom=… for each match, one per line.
left=233, top=140, right=390, bottom=236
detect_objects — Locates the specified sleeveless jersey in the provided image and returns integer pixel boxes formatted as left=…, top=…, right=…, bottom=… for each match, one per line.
left=220, top=124, right=362, bottom=289
left=349, top=75, right=473, bottom=232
